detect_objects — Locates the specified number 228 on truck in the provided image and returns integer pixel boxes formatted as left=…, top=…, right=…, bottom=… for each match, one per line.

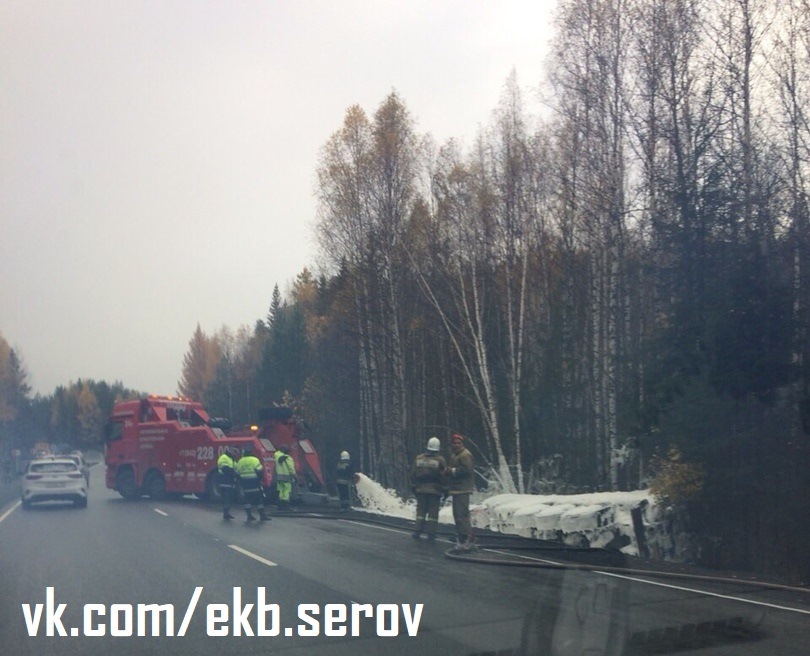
left=104, top=395, right=272, bottom=500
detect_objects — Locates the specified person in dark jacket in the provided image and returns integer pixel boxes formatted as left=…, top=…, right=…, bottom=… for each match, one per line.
left=335, top=451, right=354, bottom=510
left=444, top=433, right=476, bottom=549
left=216, top=447, right=239, bottom=520
left=410, top=437, right=446, bottom=542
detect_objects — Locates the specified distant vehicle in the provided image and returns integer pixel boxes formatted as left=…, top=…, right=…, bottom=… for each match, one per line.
left=103, top=395, right=330, bottom=504
left=32, top=441, right=52, bottom=458
left=63, top=451, right=90, bottom=487
left=21, top=457, right=88, bottom=509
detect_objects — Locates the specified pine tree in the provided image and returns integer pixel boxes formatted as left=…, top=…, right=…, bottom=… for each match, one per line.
left=267, top=284, right=282, bottom=330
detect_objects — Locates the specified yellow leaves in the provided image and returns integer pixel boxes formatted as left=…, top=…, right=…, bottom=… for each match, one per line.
left=649, top=447, right=705, bottom=506
left=291, top=268, right=318, bottom=307
left=76, top=381, right=102, bottom=443
left=291, top=267, right=327, bottom=345
left=0, top=331, right=28, bottom=422
left=0, top=337, right=16, bottom=422
left=178, top=323, right=222, bottom=402
left=408, top=316, right=424, bottom=332
left=48, top=380, right=104, bottom=443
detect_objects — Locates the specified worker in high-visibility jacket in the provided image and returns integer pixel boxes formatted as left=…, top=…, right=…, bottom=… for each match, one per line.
left=236, top=445, right=269, bottom=522
left=216, top=447, right=239, bottom=520
left=274, top=445, right=296, bottom=511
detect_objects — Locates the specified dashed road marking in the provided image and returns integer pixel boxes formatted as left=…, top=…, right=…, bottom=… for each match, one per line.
left=0, top=500, right=21, bottom=524
left=228, top=544, right=277, bottom=567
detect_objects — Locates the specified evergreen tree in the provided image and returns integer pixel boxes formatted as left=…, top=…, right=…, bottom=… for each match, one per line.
left=267, top=284, right=282, bottom=330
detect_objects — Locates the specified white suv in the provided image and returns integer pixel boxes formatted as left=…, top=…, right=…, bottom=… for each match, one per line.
left=64, top=451, right=90, bottom=487
left=21, top=457, right=88, bottom=509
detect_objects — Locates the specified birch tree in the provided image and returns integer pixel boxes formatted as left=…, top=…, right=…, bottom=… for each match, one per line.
left=367, top=92, right=417, bottom=489
left=551, top=0, right=630, bottom=489
left=415, top=138, right=517, bottom=492
left=316, top=94, right=418, bottom=489
left=207, top=324, right=258, bottom=424
left=316, top=105, right=378, bottom=478
left=771, top=0, right=810, bottom=442
left=706, top=0, right=775, bottom=242
left=487, top=71, right=551, bottom=491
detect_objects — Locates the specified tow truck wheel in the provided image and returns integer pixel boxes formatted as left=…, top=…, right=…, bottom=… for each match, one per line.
left=116, top=469, right=141, bottom=501
left=144, top=471, right=166, bottom=500
left=203, top=471, right=221, bottom=503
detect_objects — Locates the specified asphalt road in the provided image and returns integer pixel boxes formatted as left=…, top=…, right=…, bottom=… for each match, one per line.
left=0, top=465, right=807, bottom=656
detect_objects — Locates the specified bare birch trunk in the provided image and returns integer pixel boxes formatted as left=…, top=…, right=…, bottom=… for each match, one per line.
left=463, top=260, right=515, bottom=491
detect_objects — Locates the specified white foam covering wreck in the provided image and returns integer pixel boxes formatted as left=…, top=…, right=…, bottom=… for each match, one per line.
left=353, top=473, right=678, bottom=559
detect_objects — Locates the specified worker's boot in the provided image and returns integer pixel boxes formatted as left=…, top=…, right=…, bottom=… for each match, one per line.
left=223, top=508, right=234, bottom=520
left=259, top=508, right=271, bottom=522
left=246, top=509, right=256, bottom=522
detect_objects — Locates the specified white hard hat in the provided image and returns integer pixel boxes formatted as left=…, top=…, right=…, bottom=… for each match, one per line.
left=427, top=437, right=440, bottom=452
left=340, top=451, right=350, bottom=461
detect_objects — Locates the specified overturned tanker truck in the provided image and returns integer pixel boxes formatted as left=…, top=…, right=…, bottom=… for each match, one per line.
left=104, top=395, right=331, bottom=505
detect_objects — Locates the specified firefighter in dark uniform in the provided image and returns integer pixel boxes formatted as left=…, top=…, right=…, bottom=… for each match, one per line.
left=410, top=437, right=446, bottom=541
left=335, top=451, right=354, bottom=510
left=236, top=445, right=269, bottom=522
left=216, top=446, right=239, bottom=520
left=444, top=433, right=476, bottom=549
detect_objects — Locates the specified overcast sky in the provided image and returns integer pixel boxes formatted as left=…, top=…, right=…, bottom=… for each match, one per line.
left=1, top=0, right=557, bottom=397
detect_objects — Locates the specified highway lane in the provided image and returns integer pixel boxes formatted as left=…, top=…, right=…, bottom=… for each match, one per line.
left=1, top=464, right=808, bottom=655
left=0, top=466, right=535, bottom=655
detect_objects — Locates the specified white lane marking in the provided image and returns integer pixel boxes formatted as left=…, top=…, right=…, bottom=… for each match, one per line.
left=228, top=544, right=277, bottom=567
left=153, top=508, right=169, bottom=516
left=487, top=548, right=810, bottom=616
left=599, top=571, right=810, bottom=616
left=333, top=521, right=810, bottom=617
left=0, top=501, right=21, bottom=524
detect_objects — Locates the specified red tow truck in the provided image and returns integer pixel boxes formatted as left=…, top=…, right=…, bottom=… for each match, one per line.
left=104, top=395, right=330, bottom=504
